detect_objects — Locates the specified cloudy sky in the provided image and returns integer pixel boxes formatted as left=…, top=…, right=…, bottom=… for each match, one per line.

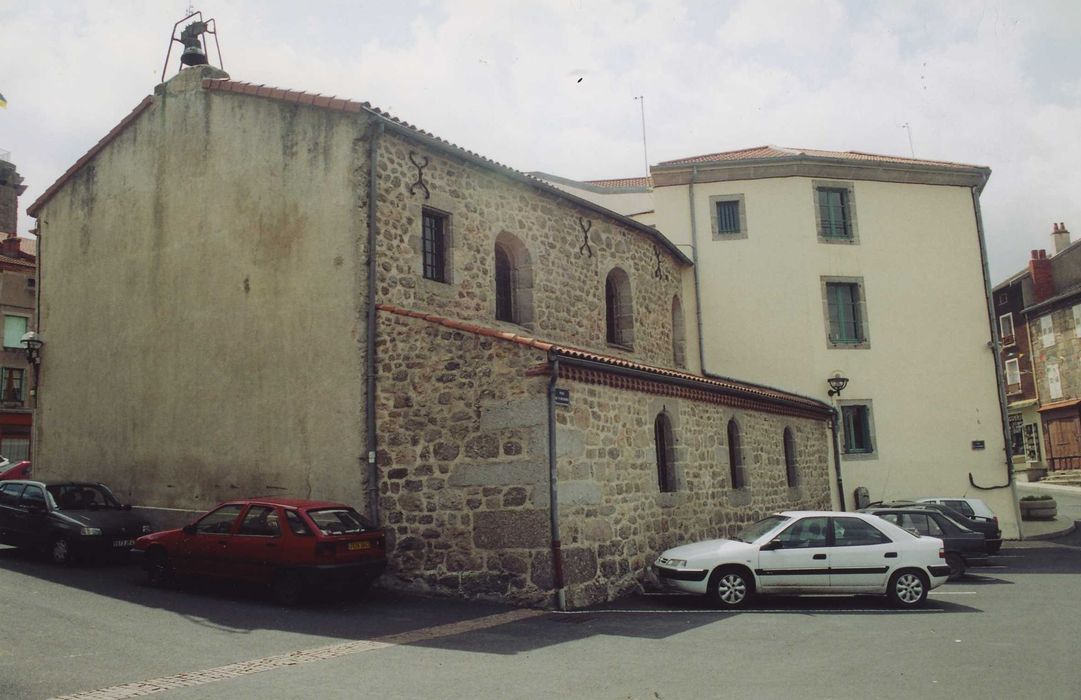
left=2, top=0, right=1078, bottom=281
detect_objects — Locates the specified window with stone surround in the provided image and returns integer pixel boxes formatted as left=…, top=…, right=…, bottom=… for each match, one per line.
left=654, top=412, right=676, bottom=493
left=421, top=208, right=449, bottom=283
left=605, top=267, right=634, bottom=349
left=671, top=295, right=686, bottom=368
left=493, top=232, right=533, bottom=327
left=839, top=401, right=877, bottom=459
left=821, top=277, right=870, bottom=349
left=709, top=194, right=747, bottom=240
left=727, top=419, right=745, bottom=489
left=813, top=181, right=859, bottom=244
left=783, top=427, right=798, bottom=487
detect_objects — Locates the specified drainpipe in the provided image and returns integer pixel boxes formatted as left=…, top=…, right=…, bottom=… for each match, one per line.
left=365, top=121, right=384, bottom=523
left=830, top=408, right=846, bottom=511
left=686, top=166, right=709, bottom=375
left=547, top=353, right=566, bottom=610
left=968, top=186, right=1022, bottom=531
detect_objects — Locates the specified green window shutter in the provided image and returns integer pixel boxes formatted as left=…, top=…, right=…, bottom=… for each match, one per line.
left=827, top=283, right=862, bottom=343
left=3, top=316, right=27, bottom=349
left=818, top=188, right=850, bottom=239
left=716, top=201, right=740, bottom=234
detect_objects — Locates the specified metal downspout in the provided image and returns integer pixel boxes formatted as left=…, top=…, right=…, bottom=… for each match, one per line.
left=830, top=408, right=846, bottom=511
left=365, top=121, right=384, bottom=523
left=968, top=187, right=1022, bottom=530
left=547, top=354, right=566, bottom=610
left=687, top=166, right=709, bottom=374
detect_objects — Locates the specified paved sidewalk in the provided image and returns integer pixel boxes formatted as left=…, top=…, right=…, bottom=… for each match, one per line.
left=1017, top=480, right=1081, bottom=540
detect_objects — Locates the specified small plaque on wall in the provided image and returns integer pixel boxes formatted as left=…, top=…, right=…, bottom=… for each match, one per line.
left=971, top=440, right=985, bottom=450
left=554, top=388, right=570, bottom=407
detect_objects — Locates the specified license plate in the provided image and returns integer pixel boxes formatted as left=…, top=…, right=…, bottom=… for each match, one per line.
left=347, top=541, right=371, bottom=551
left=113, top=539, right=135, bottom=548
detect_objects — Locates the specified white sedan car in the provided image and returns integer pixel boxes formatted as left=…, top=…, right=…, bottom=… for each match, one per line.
left=654, top=511, right=949, bottom=608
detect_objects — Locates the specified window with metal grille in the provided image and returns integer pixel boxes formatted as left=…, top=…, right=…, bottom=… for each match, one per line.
left=654, top=413, right=676, bottom=493
left=841, top=405, right=873, bottom=454
left=818, top=187, right=851, bottom=239
left=826, top=282, right=864, bottom=344
left=715, top=200, right=740, bottom=234
left=727, top=419, right=745, bottom=489
left=422, top=209, right=448, bottom=282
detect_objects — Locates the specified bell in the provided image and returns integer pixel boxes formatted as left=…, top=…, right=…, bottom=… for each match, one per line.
left=180, top=42, right=208, bottom=67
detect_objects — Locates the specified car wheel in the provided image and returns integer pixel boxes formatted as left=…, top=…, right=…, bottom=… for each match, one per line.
left=146, top=550, right=174, bottom=587
left=945, top=552, right=965, bottom=580
left=272, top=571, right=304, bottom=606
left=49, top=536, right=75, bottom=566
left=887, top=569, right=929, bottom=608
left=707, top=566, right=753, bottom=609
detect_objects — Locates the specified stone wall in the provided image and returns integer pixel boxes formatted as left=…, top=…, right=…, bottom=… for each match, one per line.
left=377, top=309, right=832, bottom=608
left=553, top=380, right=831, bottom=607
left=373, top=131, right=687, bottom=370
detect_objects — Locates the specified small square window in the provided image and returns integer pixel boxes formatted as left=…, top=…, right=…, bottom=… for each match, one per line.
left=716, top=201, right=740, bottom=234
left=422, top=209, right=449, bottom=283
left=708, top=194, right=747, bottom=240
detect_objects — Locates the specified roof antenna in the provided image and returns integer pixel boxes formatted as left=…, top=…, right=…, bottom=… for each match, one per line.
left=161, top=9, right=224, bottom=82
left=634, top=96, right=649, bottom=178
left=900, top=122, right=915, bottom=157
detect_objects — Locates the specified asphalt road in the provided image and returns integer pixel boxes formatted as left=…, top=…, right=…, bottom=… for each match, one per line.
left=3, top=529, right=1081, bottom=700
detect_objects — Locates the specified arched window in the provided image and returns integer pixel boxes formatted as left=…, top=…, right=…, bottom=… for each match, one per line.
left=605, top=268, right=634, bottom=348
left=727, top=418, right=745, bottom=490
left=783, top=428, right=798, bottom=487
left=493, top=232, right=533, bottom=326
left=655, top=412, right=676, bottom=493
left=671, top=295, right=686, bottom=368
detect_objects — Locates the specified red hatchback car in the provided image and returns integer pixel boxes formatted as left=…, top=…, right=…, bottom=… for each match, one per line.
left=133, top=498, right=386, bottom=605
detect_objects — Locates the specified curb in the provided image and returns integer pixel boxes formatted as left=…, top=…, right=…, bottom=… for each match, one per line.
left=1022, top=518, right=1077, bottom=541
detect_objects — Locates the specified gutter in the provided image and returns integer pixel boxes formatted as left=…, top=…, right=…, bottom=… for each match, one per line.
left=547, top=354, right=566, bottom=611
left=365, top=121, right=384, bottom=523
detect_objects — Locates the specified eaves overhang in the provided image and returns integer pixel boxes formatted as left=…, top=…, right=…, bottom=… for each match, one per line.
left=651, top=154, right=990, bottom=192
left=1022, top=285, right=1081, bottom=316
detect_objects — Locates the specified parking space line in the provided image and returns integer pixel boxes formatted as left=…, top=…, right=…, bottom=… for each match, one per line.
left=550, top=607, right=944, bottom=614
left=50, top=609, right=544, bottom=700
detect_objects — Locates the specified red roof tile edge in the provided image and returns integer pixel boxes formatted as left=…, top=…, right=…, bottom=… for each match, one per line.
left=377, top=303, right=831, bottom=416
left=28, top=97, right=155, bottom=217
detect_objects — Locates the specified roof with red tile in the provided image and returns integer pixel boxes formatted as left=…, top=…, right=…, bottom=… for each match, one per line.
left=655, top=145, right=985, bottom=171
left=0, top=253, right=35, bottom=269
left=377, top=303, right=832, bottom=418
left=28, top=76, right=690, bottom=265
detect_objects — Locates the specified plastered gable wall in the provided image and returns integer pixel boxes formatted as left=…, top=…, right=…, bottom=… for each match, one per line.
left=34, top=71, right=372, bottom=508
left=373, top=133, right=687, bottom=370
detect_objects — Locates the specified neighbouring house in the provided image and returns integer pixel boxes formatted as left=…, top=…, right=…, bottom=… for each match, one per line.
left=537, top=145, right=1021, bottom=539
left=994, top=224, right=1081, bottom=476
left=25, top=66, right=835, bottom=608
left=0, top=156, right=36, bottom=461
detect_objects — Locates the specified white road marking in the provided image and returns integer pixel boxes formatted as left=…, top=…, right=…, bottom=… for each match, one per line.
left=50, top=609, right=543, bottom=700
left=929, top=591, right=977, bottom=595
left=550, top=607, right=944, bottom=614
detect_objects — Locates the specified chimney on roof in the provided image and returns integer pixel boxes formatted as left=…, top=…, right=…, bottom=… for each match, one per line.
left=1029, top=249, right=1055, bottom=302
left=0, top=157, right=26, bottom=238
left=1052, top=222, right=1071, bottom=255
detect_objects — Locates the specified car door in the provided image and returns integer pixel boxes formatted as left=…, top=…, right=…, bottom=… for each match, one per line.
left=173, top=503, right=245, bottom=577
left=0, top=482, right=26, bottom=544
left=228, top=505, right=284, bottom=583
left=827, top=516, right=894, bottom=591
left=756, top=515, right=831, bottom=590
left=14, top=485, right=50, bottom=549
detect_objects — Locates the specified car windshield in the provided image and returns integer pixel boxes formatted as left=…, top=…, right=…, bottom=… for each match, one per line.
left=306, top=508, right=374, bottom=535
left=47, top=484, right=121, bottom=510
left=733, top=515, right=790, bottom=543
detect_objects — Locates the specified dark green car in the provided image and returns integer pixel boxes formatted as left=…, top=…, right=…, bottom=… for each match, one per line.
left=0, top=480, right=152, bottom=564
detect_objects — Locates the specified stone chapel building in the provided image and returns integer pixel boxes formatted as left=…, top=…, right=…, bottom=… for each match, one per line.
left=27, top=66, right=834, bottom=607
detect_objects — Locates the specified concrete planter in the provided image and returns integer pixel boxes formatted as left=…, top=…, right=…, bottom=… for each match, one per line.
left=1020, top=498, right=1058, bottom=521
